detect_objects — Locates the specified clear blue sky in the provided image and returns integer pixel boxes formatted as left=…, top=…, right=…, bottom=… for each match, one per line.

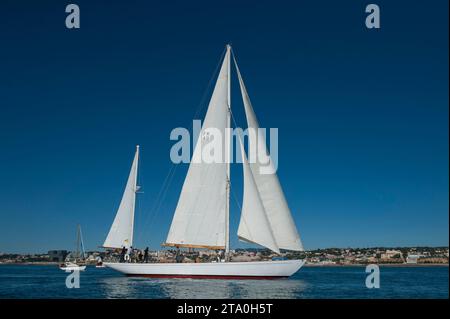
left=0, top=1, right=448, bottom=253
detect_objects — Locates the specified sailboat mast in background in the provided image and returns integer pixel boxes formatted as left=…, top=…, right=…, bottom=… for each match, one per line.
left=76, top=224, right=86, bottom=260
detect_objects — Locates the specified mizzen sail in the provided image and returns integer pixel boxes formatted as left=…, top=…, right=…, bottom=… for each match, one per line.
left=164, top=47, right=231, bottom=249
left=234, top=56, right=304, bottom=251
left=103, top=146, right=140, bottom=249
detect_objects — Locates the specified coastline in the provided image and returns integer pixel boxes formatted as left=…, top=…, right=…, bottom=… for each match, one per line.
left=0, top=262, right=59, bottom=266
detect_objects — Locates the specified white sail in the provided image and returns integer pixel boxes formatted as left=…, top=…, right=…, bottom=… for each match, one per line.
left=234, top=56, right=304, bottom=251
left=237, top=136, right=280, bottom=253
left=103, top=146, right=139, bottom=249
left=165, top=47, right=231, bottom=249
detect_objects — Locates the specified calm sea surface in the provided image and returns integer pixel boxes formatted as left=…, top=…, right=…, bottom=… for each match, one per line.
left=0, top=265, right=447, bottom=299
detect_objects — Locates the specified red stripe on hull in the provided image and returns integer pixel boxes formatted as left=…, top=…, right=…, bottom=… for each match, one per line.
left=126, top=274, right=288, bottom=280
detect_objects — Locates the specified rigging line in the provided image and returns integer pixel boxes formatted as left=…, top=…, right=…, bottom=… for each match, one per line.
left=231, top=181, right=252, bottom=249
left=153, top=163, right=179, bottom=221
left=135, top=187, right=142, bottom=245
left=137, top=162, right=179, bottom=245
left=143, top=162, right=179, bottom=242
left=192, top=47, right=227, bottom=121
left=135, top=163, right=176, bottom=244
left=229, top=48, right=247, bottom=130
left=230, top=184, right=242, bottom=212
left=230, top=165, right=260, bottom=249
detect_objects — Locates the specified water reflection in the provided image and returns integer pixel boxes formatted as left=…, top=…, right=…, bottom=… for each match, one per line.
left=98, top=273, right=308, bottom=299
left=0, top=266, right=447, bottom=298
left=158, top=278, right=308, bottom=299
left=98, top=276, right=140, bottom=299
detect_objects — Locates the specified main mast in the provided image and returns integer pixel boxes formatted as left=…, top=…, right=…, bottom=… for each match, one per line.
left=225, top=44, right=231, bottom=256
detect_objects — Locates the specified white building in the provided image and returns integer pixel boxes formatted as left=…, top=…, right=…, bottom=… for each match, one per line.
left=381, top=250, right=402, bottom=259
left=406, top=254, right=420, bottom=264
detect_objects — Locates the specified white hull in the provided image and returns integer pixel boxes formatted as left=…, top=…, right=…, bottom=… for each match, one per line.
left=60, top=265, right=86, bottom=271
left=104, top=259, right=304, bottom=279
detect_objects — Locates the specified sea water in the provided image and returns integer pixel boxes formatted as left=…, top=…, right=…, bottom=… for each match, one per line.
left=0, top=265, right=447, bottom=299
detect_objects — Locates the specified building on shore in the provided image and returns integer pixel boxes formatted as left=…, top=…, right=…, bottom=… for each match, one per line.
left=48, top=250, right=68, bottom=262
left=406, top=254, right=420, bottom=264
left=381, top=250, right=403, bottom=259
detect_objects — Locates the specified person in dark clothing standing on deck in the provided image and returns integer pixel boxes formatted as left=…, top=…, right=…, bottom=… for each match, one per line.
left=175, top=250, right=184, bottom=263
left=120, top=246, right=126, bottom=263
left=143, top=247, right=149, bottom=263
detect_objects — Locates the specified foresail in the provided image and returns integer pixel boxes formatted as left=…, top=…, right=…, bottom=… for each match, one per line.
left=233, top=56, right=304, bottom=251
left=165, top=48, right=231, bottom=249
left=237, top=136, right=280, bottom=253
left=103, top=146, right=139, bottom=249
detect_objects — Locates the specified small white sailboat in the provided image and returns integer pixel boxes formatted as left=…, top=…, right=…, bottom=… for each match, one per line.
left=104, top=45, right=305, bottom=279
left=60, top=262, right=86, bottom=271
left=95, top=256, right=105, bottom=268
left=60, top=225, right=87, bottom=271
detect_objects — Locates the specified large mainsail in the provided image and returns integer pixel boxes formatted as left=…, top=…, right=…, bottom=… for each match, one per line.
left=164, top=47, right=231, bottom=249
left=234, top=56, right=304, bottom=251
left=237, top=136, right=280, bottom=253
left=103, top=146, right=139, bottom=249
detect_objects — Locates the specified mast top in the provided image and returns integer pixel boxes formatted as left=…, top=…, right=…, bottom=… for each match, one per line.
left=226, top=44, right=231, bottom=50
left=136, top=145, right=140, bottom=149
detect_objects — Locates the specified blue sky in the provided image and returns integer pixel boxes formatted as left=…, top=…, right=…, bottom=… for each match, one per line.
left=0, top=1, right=448, bottom=253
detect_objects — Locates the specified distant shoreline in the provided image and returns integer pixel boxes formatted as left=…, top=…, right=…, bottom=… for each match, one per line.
left=0, top=262, right=59, bottom=266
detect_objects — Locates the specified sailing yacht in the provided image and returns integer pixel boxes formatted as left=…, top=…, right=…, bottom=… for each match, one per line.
left=60, top=225, right=87, bottom=271
left=104, top=45, right=305, bottom=279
